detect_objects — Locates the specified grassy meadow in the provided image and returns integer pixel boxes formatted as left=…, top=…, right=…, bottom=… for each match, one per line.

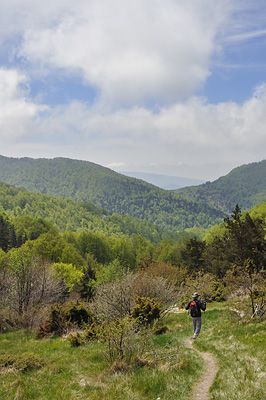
left=0, top=303, right=265, bottom=400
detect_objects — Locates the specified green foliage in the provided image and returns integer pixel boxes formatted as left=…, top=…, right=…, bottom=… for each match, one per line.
left=0, top=181, right=168, bottom=242
left=69, top=332, right=85, bottom=347
left=180, top=237, right=206, bottom=271
left=47, top=300, right=95, bottom=335
left=131, top=296, right=162, bottom=325
left=32, top=232, right=85, bottom=267
left=78, top=254, right=97, bottom=300
left=153, top=324, right=168, bottom=335
left=0, top=211, right=17, bottom=251
left=0, top=156, right=226, bottom=232
left=205, top=206, right=266, bottom=277
left=95, top=259, right=127, bottom=285
left=52, top=262, right=84, bottom=293
left=98, top=315, right=151, bottom=365
left=176, top=159, right=266, bottom=214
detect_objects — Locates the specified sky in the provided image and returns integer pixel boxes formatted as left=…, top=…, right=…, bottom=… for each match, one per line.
left=1, top=1, right=266, bottom=181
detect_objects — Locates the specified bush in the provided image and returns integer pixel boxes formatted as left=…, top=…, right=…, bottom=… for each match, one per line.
left=98, top=316, right=153, bottom=365
left=69, top=332, right=84, bottom=347
left=153, top=325, right=168, bottom=335
left=131, top=296, right=162, bottom=325
left=83, top=322, right=98, bottom=341
left=92, top=272, right=177, bottom=322
left=0, top=353, right=44, bottom=372
left=38, top=300, right=95, bottom=336
left=36, top=319, right=51, bottom=338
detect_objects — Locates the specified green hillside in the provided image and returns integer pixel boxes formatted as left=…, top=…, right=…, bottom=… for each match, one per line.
left=0, top=181, right=167, bottom=242
left=0, top=156, right=225, bottom=231
left=176, top=160, right=266, bottom=213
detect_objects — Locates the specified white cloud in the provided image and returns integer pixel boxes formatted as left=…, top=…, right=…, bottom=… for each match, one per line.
left=10, top=0, right=231, bottom=106
left=0, top=68, right=47, bottom=140
left=0, top=1, right=266, bottom=181
left=6, top=83, right=260, bottom=179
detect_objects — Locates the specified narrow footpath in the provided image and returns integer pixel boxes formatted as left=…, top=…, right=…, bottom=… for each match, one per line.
left=186, top=339, right=218, bottom=400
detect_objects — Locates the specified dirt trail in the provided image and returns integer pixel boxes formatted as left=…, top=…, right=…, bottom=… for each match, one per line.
left=186, top=339, right=218, bottom=400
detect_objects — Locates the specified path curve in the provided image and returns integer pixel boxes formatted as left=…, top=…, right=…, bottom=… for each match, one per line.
left=186, top=339, right=218, bottom=400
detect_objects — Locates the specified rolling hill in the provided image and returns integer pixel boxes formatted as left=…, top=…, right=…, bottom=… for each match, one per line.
left=0, top=155, right=225, bottom=232
left=0, top=181, right=168, bottom=242
left=176, top=160, right=266, bottom=214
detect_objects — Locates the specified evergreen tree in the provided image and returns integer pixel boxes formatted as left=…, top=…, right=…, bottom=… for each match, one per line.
left=78, top=254, right=97, bottom=300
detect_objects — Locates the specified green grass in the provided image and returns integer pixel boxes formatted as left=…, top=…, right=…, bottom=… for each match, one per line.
left=0, top=321, right=201, bottom=400
left=0, top=304, right=265, bottom=399
left=193, top=304, right=266, bottom=400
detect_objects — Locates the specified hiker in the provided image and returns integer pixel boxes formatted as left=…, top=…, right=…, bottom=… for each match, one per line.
left=185, top=292, right=206, bottom=339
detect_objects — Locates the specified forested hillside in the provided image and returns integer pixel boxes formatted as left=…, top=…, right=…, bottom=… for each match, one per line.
left=0, top=182, right=167, bottom=242
left=176, top=160, right=266, bottom=213
left=0, top=156, right=225, bottom=231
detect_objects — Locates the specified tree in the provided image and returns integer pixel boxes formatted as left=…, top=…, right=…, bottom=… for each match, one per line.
left=92, top=272, right=177, bottom=322
left=224, top=259, right=266, bottom=316
left=52, top=262, right=84, bottom=293
left=180, top=237, right=206, bottom=271
left=206, top=206, right=266, bottom=277
left=6, top=246, right=65, bottom=326
left=0, top=213, right=12, bottom=252
left=78, top=254, right=97, bottom=300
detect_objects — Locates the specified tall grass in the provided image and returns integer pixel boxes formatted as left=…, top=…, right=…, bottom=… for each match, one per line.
left=0, top=320, right=201, bottom=400
left=193, top=304, right=266, bottom=400
left=0, top=304, right=265, bottom=399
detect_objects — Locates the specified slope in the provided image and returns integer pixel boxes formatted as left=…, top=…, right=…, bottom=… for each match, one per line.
left=0, top=181, right=166, bottom=242
left=176, top=160, right=266, bottom=213
left=0, top=156, right=225, bottom=231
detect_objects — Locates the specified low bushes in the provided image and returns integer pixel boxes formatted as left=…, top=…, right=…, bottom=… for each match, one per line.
left=37, top=299, right=95, bottom=337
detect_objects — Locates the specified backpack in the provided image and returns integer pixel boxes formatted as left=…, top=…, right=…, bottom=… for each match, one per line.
left=189, top=300, right=201, bottom=317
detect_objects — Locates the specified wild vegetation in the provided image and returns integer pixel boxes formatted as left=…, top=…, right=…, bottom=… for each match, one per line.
left=176, top=159, right=266, bottom=213
left=1, top=158, right=266, bottom=399
left=0, top=181, right=169, bottom=242
left=0, top=303, right=265, bottom=399
left=0, top=156, right=226, bottom=231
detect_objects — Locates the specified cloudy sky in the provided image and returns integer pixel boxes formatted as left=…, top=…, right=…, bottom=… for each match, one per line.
left=1, top=0, right=266, bottom=181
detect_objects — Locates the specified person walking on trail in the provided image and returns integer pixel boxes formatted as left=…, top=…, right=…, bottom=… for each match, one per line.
left=185, top=292, right=206, bottom=339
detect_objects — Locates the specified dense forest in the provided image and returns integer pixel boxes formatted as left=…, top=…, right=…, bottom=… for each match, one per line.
left=0, top=182, right=173, bottom=242
left=176, top=160, right=266, bottom=213
left=0, top=156, right=226, bottom=231
left=1, top=201, right=266, bottom=325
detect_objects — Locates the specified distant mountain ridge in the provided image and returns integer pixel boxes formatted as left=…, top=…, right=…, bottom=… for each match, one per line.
left=176, top=160, right=266, bottom=213
left=120, top=171, right=205, bottom=190
left=0, top=155, right=225, bottom=232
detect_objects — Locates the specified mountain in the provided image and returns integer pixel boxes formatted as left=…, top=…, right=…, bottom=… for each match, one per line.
left=120, top=171, right=205, bottom=190
left=0, top=181, right=168, bottom=242
left=0, top=155, right=225, bottom=232
left=176, top=160, right=266, bottom=213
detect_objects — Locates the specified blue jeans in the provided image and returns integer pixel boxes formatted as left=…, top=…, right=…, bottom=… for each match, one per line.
left=192, top=317, right=202, bottom=338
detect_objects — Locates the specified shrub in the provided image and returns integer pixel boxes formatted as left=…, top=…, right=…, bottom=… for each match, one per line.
left=153, top=325, right=168, bottom=335
left=0, top=353, right=44, bottom=372
left=131, top=296, right=162, bottom=325
left=39, top=300, right=95, bottom=336
left=98, top=315, right=153, bottom=365
left=92, top=272, right=177, bottom=322
left=83, top=322, right=98, bottom=341
left=36, top=319, right=51, bottom=338
left=69, top=332, right=84, bottom=347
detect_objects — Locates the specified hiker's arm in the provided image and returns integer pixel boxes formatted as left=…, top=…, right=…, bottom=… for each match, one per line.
left=185, top=301, right=191, bottom=310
